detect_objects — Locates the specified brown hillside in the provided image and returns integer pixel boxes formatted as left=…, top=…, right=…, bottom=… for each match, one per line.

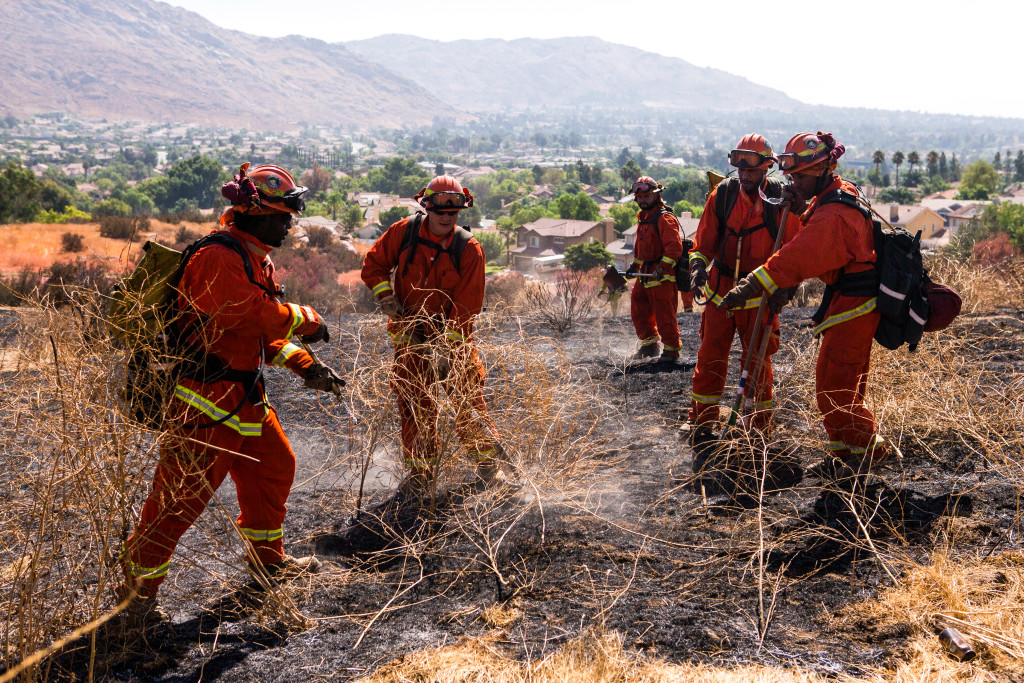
left=0, top=0, right=459, bottom=128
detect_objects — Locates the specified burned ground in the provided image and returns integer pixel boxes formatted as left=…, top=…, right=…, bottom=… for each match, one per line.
left=3, top=293, right=1024, bottom=681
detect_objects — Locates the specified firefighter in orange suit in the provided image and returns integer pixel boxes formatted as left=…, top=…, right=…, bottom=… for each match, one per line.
left=688, top=134, right=801, bottom=438
left=118, top=164, right=341, bottom=625
left=628, top=176, right=685, bottom=366
left=361, top=175, right=502, bottom=496
left=722, top=132, right=897, bottom=475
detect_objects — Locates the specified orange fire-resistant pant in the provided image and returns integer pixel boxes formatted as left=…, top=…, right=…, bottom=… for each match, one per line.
left=630, top=280, right=681, bottom=357
left=392, top=343, right=500, bottom=475
left=817, top=309, right=881, bottom=458
left=120, top=406, right=295, bottom=598
left=690, top=303, right=779, bottom=430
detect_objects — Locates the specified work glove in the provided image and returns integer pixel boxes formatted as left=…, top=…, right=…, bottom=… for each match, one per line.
left=719, top=274, right=763, bottom=310
left=625, top=262, right=639, bottom=278
left=301, top=321, right=330, bottom=344
left=304, top=362, right=345, bottom=393
left=767, top=287, right=793, bottom=315
left=651, top=264, right=665, bottom=279
left=780, top=185, right=806, bottom=215
left=379, top=294, right=405, bottom=321
left=689, top=260, right=708, bottom=294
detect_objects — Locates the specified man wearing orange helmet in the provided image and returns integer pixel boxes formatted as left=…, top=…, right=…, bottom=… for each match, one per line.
left=721, top=132, right=897, bottom=481
left=687, top=134, right=801, bottom=448
left=627, top=175, right=686, bottom=367
left=362, top=175, right=503, bottom=498
left=117, top=163, right=340, bottom=627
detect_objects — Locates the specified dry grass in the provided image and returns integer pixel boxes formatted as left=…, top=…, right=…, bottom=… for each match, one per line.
left=360, top=628, right=852, bottom=682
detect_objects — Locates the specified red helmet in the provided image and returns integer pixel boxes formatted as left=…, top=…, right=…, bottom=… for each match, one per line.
left=728, top=133, right=776, bottom=170
left=222, top=162, right=308, bottom=215
left=777, top=133, right=833, bottom=175
left=415, top=175, right=474, bottom=212
left=630, top=176, right=663, bottom=194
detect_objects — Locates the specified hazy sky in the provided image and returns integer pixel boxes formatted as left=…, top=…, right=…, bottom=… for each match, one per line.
left=163, top=0, right=1020, bottom=119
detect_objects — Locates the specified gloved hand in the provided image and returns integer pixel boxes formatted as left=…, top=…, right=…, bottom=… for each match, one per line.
left=781, top=184, right=806, bottom=215
left=689, top=260, right=708, bottom=294
left=379, top=294, right=405, bottom=321
left=304, top=363, right=345, bottom=393
left=767, top=287, right=792, bottom=315
left=651, top=264, right=665, bottom=279
left=301, top=321, right=330, bottom=344
left=625, top=262, right=639, bottom=278
left=719, top=274, right=763, bottom=310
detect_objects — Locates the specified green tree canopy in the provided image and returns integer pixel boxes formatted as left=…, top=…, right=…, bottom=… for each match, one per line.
left=608, top=202, right=639, bottom=234
left=378, top=205, right=410, bottom=230
left=366, top=157, right=430, bottom=196
left=340, top=203, right=365, bottom=231
left=562, top=241, right=612, bottom=272
left=473, top=230, right=504, bottom=262
left=958, top=160, right=999, bottom=200
left=0, top=162, right=42, bottom=223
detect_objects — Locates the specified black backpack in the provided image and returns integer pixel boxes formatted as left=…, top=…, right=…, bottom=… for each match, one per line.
left=813, top=189, right=930, bottom=351
left=714, top=176, right=783, bottom=245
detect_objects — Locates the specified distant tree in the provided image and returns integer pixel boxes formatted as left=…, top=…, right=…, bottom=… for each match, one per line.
left=40, top=180, right=75, bottom=213
left=340, top=203, right=364, bottom=231
left=877, top=186, right=916, bottom=204
left=891, top=150, right=905, bottom=186
left=562, top=241, right=612, bottom=272
left=365, top=157, right=429, bottom=196
left=474, top=231, right=504, bottom=262
left=93, top=198, right=133, bottom=218
left=672, top=199, right=703, bottom=218
left=993, top=151, right=1002, bottom=171
left=939, top=152, right=948, bottom=180
left=618, top=159, right=642, bottom=189
left=532, top=132, right=548, bottom=150
left=926, top=150, right=940, bottom=177
left=949, top=153, right=961, bottom=181
left=531, top=164, right=544, bottom=185
left=301, top=162, right=331, bottom=199
left=872, top=149, right=885, bottom=180
left=434, top=162, right=445, bottom=176
left=614, top=147, right=632, bottom=168
left=0, top=162, right=42, bottom=223
left=554, top=191, right=600, bottom=221
left=608, top=202, right=639, bottom=234
left=907, top=150, right=920, bottom=176
left=378, top=205, right=410, bottom=231
left=1015, top=150, right=1024, bottom=182
left=575, top=160, right=591, bottom=185
left=957, top=160, right=999, bottom=200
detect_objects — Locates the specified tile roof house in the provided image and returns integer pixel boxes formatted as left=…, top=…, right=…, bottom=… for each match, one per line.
left=510, top=217, right=615, bottom=272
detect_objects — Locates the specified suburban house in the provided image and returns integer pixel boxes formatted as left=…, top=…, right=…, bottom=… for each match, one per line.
left=510, top=217, right=616, bottom=272
left=945, top=202, right=987, bottom=232
left=605, top=212, right=700, bottom=272
left=884, top=204, right=946, bottom=240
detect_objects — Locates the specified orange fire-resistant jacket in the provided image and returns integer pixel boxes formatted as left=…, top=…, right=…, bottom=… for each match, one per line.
left=690, top=182, right=802, bottom=308
left=750, top=176, right=878, bottom=335
left=361, top=215, right=487, bottom=345
left=631, top=204, right=684, bottom=289
left=172, top=225, right=321, bottom=435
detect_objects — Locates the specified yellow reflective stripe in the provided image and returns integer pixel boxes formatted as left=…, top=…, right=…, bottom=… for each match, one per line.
left=285, top=303, right=306, bottom=338
left=661, top=255, right=677, bottom=267
left=389, top=329, right=413, bottom=345
left=663, top=343, right=680, bottom=352
left=404, top=457, right=438, bottom=468
left=847, top=445, right=867, bottom=455
left=828, top=441, right=847, bottom=452
left=241, top=527, right=284, bottom=542
left=692, top=392, right=721, bottom=405
left=123, top=556, right=170, bottom=579
left=812, top=298, right=877, bottom=337
left=469, top=447, right=497, bottom=461
left=173, top=385, right=263, bottom=436
left=632, top=257, right=643, bottom=265
left=754, top=399, right=773, bottom=410
left=751, top=266, right=778, bottom=294
left=270, top=342, right=302, bottom=367
left=372, top=281, right=393, bottom=296
left=641, top=336, right=660, bottom=347
left=702, top=285, right=762, bottom=309
left=445, top=328, right=466, bottom=343
left=690, top=252, right=710, bottom=267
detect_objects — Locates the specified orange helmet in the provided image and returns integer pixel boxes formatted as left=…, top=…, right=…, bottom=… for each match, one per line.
left=777, top=133, right=833, bottom=175
left=222, top=162, right=307, bottom=215
left=415, top=175, right=474, bottom=213
left=728, top=133, right=776, bottom=170
left=630, top=176, right=663, bottom=194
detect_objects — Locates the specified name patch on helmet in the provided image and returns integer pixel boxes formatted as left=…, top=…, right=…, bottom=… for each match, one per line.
left=805, top=140, right=819, bottom=149
left=266, top=174, right=282, bottom=190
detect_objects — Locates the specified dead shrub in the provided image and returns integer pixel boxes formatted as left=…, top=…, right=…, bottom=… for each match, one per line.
left=59, top=232, right=84, bottom=253
left=485, top=270, right=528, bottom=312
left=524, top=269, right=598, bottom=335
left=306, top=224, right=335, bottom=250
left=98, top=215, right=150, bottom=241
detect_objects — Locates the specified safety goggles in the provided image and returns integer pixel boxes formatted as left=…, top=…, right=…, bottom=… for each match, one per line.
left=729, top=149, right=774, bottom=169
left=630, top=181, right=659, bottom=194
left=427, top=191, right=468, bottom=210
left=261, top=186, right=308, bottom=212
left=777, top=150, right=825, bottom=172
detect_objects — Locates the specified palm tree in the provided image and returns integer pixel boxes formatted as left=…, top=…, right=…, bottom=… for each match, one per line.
left=892, top=150, right=905, bottom=186
left=926, top=150, right=940, bottom=177
left=872, top=149, right=885, bottom=183
left=907, top=150, right=921, bottom=177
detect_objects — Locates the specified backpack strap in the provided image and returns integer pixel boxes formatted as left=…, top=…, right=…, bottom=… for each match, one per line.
left=715, top=176, right=782, bottom=243
left=398, top=212, right=426, bottom=281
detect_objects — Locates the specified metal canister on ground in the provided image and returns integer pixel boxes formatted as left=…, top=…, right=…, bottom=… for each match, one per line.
left=939, top=627, right=977, bottom=662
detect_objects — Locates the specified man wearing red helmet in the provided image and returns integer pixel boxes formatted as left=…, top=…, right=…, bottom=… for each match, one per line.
left=361, top=175, right=503, bottom=498
left=627, top=176, right=686, bottom=367
left=687, top=134, right=802, bottom=451
left=721, top=133, right=898, bottom=482
left=117, top=163, right=340, bottom=628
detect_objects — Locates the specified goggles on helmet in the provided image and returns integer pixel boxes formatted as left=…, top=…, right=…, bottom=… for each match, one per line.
left=630, top=180, right=659, bottom=194
left=278, top=187, right=308, bottom=212
left=777, top=149, right=826, bottom=172
left=427, top=191, right=468, bottom=210
left=729, top=149, right=773, bottom=169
